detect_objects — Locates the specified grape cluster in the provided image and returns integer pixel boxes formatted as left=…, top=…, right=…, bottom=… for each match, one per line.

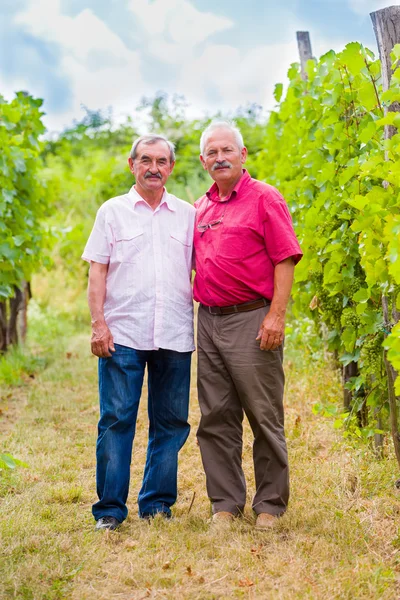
left=317, top=288, right=342, bottom=323
left=360, top=335, right=384, bottom=375
left=346, top=276, right=365, bottom=299
left=341, top=308, right=360, bottom=329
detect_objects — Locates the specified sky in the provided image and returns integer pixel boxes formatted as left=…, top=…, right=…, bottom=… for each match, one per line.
left=1, top=0, right=398, bottom=133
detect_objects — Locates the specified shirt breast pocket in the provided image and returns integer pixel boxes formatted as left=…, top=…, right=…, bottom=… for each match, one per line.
left=169, top=230, right=191, bottom=268
left=115, top=228, right=144, bottom=264
left=218, top=226, right=246, bottom=261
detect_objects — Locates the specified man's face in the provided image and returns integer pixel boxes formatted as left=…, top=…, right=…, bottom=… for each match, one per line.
left=128, top=140, right=174, bottom=193
left=200, top=128, right=247, bottom=187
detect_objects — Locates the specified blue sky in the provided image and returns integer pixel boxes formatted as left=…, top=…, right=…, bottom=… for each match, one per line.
left=0, top=0, right=396, bottom=132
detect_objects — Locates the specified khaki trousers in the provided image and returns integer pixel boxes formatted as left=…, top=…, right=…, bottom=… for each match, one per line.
left=196, top=304, right=289, bottom=516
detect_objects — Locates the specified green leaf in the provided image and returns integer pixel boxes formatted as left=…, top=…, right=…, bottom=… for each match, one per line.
left=352, top=288, right=370, bottom=303
left=2, top=189, right=15, bottom=203
left=339, top=164, right=359, bottom=186
left=339, top=351, right=361, bottom=366
left=0, top=453, right=27, bottom=470
left=391, top=44, right=400, bottom=61
left=1, top=105, right=21, bottom=124
left=274, top=83, right=283, bottom=103
left=359, top=121, right=376, bottom=144
left=13, top=235, right=25, bottom=247
left=342, top=326, right=357, bottom=352
left=0, top=454, right=17, bottom=469
left=358, top=82, right=378, bottom=112
left=340, top=42, right=365, bottom=75
left=376, top=113, right=399, bottom=127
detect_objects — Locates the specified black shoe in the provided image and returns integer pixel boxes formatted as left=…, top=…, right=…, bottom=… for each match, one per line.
left=95, top=516, right=121, bottom=531
left=140, top=511, right=172, bottom=521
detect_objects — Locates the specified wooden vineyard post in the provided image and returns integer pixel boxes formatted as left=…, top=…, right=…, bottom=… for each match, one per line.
left=371, top=6, right=400, bottom=140
left=296, top=31, right=313, bottom=80
left=371, top=5, right=400, bottom=468
left=0, top=302, right=7, bottom=353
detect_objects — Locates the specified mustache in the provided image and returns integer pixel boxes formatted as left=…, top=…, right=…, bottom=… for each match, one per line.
left=144, top=171, right=162, bottom=179
left=212, top=161, right=232, bottom=171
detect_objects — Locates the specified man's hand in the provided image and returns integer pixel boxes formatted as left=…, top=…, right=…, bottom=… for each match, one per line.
left=256, top=311, right=285, bottom=351
left=91, top=320, right=115, bottom=358
left=256, top=257, right=295, bottom=351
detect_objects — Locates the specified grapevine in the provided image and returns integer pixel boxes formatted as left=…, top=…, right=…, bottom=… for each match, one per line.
left=256, top=41, right=400, bottom=441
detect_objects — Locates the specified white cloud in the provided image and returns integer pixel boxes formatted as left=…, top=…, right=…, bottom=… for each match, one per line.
left=13, top=0, right=146, bottom=131
left=349, top=0, right=399, bottom=16
left=5, top=0, right=368, bottom=133
left=176, top=41, right=300, bottom=112
left=128, top=0, right=233, bottom=48
left=127, top=0, right=300, bottom=113
left=127, top=0, right=234, bottom=66
left=10, top=0, right=236, bottom=130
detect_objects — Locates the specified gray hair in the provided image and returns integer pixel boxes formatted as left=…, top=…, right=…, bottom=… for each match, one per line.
left=130, top=134, right=176, bottom=163
left=200, top=120, right=244, bottom=155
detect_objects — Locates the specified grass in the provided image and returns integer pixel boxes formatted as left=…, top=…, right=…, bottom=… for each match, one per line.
left=1, top=319, right=400, bottom=599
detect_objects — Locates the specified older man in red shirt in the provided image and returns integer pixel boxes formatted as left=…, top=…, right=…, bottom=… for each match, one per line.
left=194, top=121, right=302, bottom=529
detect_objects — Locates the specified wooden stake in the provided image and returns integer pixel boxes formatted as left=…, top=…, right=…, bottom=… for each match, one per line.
left=296, top=31, right=313, bottom=80
left=371, top=6, right=400, bottom=139
left=371, top=5, right=400, bottom=469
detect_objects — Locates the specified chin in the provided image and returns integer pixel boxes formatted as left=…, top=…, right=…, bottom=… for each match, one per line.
left=146, top=181, right=163, bottom=187
left=213, top=171, right=233, bottom=181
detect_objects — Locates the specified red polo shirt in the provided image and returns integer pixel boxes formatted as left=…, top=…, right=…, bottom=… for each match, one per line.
left=193, top=170, right=302, bottom=307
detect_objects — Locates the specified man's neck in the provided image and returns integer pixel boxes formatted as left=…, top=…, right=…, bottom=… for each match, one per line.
left=134, top=184, right=164, bottom=210
left=216, top=171, right=243, bottom=201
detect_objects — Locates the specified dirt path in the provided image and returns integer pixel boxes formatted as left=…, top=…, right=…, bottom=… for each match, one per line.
left=1, top=333, right=400, bottom=599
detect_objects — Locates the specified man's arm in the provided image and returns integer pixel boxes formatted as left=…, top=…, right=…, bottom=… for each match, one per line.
left=88, top=261, right=115, bottom=358
left=256, top=257, right=295, bottom=351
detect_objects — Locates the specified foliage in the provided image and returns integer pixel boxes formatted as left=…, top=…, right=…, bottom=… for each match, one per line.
left=0, top=92, right=51, bottom=299
left=0, top=344, right=46, bottom=386
left=0, top=453, right=27, bottom=472
left=0, top=289, right=87, bottom=387
left=256, top=42, right=400, bottom=433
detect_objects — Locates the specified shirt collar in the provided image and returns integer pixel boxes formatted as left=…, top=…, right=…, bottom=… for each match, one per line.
left=127, top=185, right=176, bottom=212
left=206, top=169, right=251, bottom=203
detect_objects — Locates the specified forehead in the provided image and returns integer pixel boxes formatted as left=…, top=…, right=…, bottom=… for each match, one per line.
left=203, top=128, right=239, bottom=151
left=135, top=140, right=170, bottom=159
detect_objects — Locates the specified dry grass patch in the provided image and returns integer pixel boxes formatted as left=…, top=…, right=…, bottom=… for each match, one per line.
left=1, top=333, right=400, bottom=599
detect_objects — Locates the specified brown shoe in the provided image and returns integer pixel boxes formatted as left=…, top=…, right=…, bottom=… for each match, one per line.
left=255, top=513, right=277, bottom=530
left=211, top=511, right=234, bottom=526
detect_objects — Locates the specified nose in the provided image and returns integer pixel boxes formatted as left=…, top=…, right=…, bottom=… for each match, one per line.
left=148, top=160, right=159, bottom=172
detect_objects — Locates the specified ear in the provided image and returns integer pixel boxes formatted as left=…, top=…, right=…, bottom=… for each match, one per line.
left=168, top=161, right=176, bottom=175
left=200, top=154, right=207, bottom=170
left=128, top=157, right=135, bottom=175
left=240, top=146, right=248, bottom=164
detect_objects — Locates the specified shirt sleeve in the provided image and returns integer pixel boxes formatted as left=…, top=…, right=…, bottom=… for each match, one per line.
left=81, top=205, right=113, bottom=264
left=263, top=195, right=303, bottom=266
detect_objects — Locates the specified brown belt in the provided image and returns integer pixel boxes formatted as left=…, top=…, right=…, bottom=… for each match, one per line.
left=201, top=298, right=270, bottom=316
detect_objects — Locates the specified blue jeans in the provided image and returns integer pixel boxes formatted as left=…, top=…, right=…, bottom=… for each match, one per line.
left=92, top=344, right=192, bottom=523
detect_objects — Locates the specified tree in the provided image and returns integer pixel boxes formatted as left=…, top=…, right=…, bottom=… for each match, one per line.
left=0, top=92, right=49, bottom=351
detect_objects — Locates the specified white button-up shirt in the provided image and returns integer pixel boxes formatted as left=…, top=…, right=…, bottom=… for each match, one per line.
left=82, top=186, right=195, bottom=352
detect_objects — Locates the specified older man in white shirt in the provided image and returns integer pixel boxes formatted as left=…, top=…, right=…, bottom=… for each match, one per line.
left=82, top=134, right=195, bottom=530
